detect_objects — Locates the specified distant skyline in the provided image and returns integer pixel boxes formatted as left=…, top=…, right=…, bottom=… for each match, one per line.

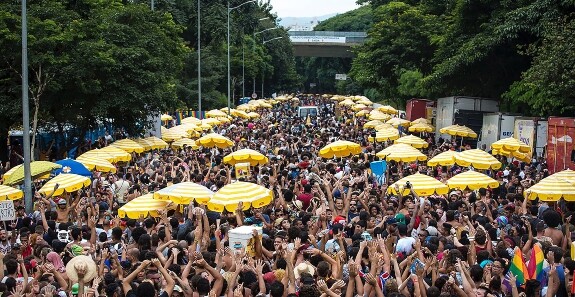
left=269, top=0, right=360, bottom=18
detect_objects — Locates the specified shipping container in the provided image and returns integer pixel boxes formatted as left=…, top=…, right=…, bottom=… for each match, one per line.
left=406, top=99, right=435, bottom=123
left=477, top=113, right=519, bottom=150
left=435, top=96, right=499, bottom=146
left=547, top=117, right=575, bottom=174
left=513, top=118, right=548, bottom=158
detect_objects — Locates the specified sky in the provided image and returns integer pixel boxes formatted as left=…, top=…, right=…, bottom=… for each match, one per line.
left=269, top=0, right=360, bottom=18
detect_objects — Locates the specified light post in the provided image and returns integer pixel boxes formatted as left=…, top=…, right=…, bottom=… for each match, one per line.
left=227, top=0, right=256, bottom=114
left=197, top=0, right=201, bottom=118
left=251, top=24, right=277, bottom=96
left=21, top=0, right=32, bottom=213
left=261, top=36, right=283, bottom=99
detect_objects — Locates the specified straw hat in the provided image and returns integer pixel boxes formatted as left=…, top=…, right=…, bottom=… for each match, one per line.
left=293, top=262, right=315, bottom=279
left=66, top=255, right=98, bottom=283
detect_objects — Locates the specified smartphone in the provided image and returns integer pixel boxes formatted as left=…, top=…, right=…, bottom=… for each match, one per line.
left=409, top=258, right=424, bottom=274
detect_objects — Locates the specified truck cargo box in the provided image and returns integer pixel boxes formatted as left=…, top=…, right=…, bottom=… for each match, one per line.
left=477, top=113, right=519, bottom=150
left=514, top=118, right=548, bottom=158
left=406, top=99, right=435, bottom=123
left=547, top=117, right=575, bottom=174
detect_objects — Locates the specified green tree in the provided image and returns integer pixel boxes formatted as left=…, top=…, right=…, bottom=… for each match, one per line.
left=315, top=5, right=373, bottom=31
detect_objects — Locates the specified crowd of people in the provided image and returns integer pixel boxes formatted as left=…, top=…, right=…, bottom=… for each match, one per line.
left=0, top=95, right=570, bottom=297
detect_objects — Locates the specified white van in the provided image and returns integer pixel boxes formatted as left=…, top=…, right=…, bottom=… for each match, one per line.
left=297, top=106, right=318, bottom=118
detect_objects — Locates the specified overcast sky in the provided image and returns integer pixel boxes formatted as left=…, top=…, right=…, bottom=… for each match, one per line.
left=269, top=0, right=360, bottom=18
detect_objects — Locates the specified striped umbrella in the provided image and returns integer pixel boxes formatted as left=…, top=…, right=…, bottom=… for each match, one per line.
left=110, top=139, right=145, bottom=154
left=2, top=161, right=61, bottom=185
left=160, top=114, right=173, bottom=121
left=223, top=149, right=269, bottom=166
left=455, top=149, right=501, bottom=170
left=427, top=151, right=459, bottom=167
left=78, top=149, right=118, bottom=163
left=524, top=175, right=575, bottom=201
left=161, top=129, right=187, bottom=142
left=363, top=120, right=384, bottom=129
left=376, top=143, right=427, bottom=162
left=134, top=138, right=154, bottom=151
left=247, top=112, right=260, bottom=119
left=352, top=103, right=367, bottom=111
left=76, top=156, right=117, bottom=173
left=118, top=194, right=176, bottom=219
left=171, top=138, right=199, bottom=150
left=408, top=122, right=434, bottom=133
left=395, top=135, right=429, bottom=148
left=491, top=137, right=531, bottom=153
left=386, top=117, right=411, bottom=128
left=233, top=110, right=250, bottom=119
left=368, top=129, right=400, bottom=142
left=319, top=140, right=361, bottom=159
left=154, top=182, right=213, bottom=205
left=197, top=133, right=234, bottom=148
left=369, top=112, right=391, bottom=121
left=207, top=182, right=273, bottom=212
left=206, top=109, right=227, bottom=118
left=339, top=99, right=355, bottom=106
left=356, top=110, right=369, bottom=117
left=410, top=118, right=429, bottom=125
left=181, top=117, right=201, bottom=125
left=202, top=118, right=221, bottom=126
left=378, top=105, right=398, bottom=114
left=446, top=171, right=499, bottom=190
left=387, top=173, right=449, bottom=196
left=144, top=136, right=169, bottom=150
left=440, top=125, right=478, bottom=138
left=553, top=169, right=575, bottom=183
left=38, top=174, right=91, bottom=196
left=375, top=123, right=394, bottom=131
left=0, top=185, right=23, bottom=200
left=99, top=146, right=132, bottom=162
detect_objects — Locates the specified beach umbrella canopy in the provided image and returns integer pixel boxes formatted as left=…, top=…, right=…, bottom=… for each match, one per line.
left=408, top=123, right=434, bottom=133
left=369, top=112, right=391, bottom=121
left=491, top=137, right=531, bottom=153
left=368, top=129, right=400, bottom=142
left=99, top=146, right=132, bottom=162
left=440, top=125, right=478, bottom=138
left=387, top=173, right=449, bottom=196
left=223, top=149, right=269, bottom=166
left=161, top=129, right=187, bottom=142
left=160, top=114, right=173, bottom=121
left=553, top=169, right=575, bottom=183
left=181, top=117, right=202, bottom=125
left=197, top=133, right=234, bottom=148
left=455, top=149, right=501, bottom=170
left=207, top=182, right=273, bottom=212
left=247, top=112, right=260, bottom=119
left=374, top=123, right=394, bottom=131
left=38, top=174, right=91, bottom=196
left=446, top=171, right=499, bottom=190
left=54, top=159, right=92, bottom=177
left=134, top=138, right=154, bottom=151
left=0, top=185, right=23, bottom=200
left=339, top=99, right=355, bottom=106
left=206, top=109, right=227, bottom=118
left=319, top=140, right=361, bottom=159
left=378, top=105, right=398, bottom=114
left=118, top=194, right=176, bottom=219
left=78, top=150, right=118, bottom=163
left=202, top=118, right=221, bottom=126
left=352, top=104, right=367, bottom=111
left=395, top=135, right=429, bottom=148
left=376, top=143, right=427, bottom=162
left=171, top=138, right=199, bottom=150
left=364, top=120, right=384, bottom=129
left=427, top=151, right=459, bottom=167
left=3, top=161, right=62, bottom=185
left=233, top=110, right=251, bottom=119
left=76, top=156, right=117, bottom=173
left=524, top=175, right=575, bottom=201
left=410, top=118, right=429, bottom=125
left=110, top=139, right=145, bottom=154
left=154, top=182, right=213, bottom=205
left=143, top=137, right=168, bottom=150
left=386, top=118, right=411, bottom=128
left=356, top=110, right=369, bottom=117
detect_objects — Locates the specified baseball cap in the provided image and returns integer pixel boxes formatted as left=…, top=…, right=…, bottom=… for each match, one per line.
left=332, top=216, right=346, bottom=225
left=385, top=217, right=398, bottom=225
left=57, top=199, right=67, bottom=205
left=71, top=283, right=79, bottom=295
left=426, top=226, right=439, bottom=236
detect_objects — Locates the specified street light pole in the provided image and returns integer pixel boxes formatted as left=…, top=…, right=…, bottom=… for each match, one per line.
left=261, top=36, right=283, bottom=100
left=242, top=42, right=245, bottom=98
left=21, top=0, right=32, bottom=213
left=227, top=0, right=255, bottom=114
left=197, top=0, right=201, bottom=118
left=151, top=0, right=155, bottom=10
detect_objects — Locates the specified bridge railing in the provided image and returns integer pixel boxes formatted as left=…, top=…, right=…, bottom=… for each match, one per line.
left=288, top=31, right=367, bottom=44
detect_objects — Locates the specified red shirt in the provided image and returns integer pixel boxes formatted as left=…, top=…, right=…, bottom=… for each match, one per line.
left=297, top=193, right=313, bottom=209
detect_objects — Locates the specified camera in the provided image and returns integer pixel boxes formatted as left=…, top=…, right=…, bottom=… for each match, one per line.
left=405, top=181, right=412, bottom=189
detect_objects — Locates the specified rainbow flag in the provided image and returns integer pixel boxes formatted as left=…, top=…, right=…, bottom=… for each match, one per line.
left=527, top=243, right=544, bottom=282
left=509, top=246, right=529, bottom=286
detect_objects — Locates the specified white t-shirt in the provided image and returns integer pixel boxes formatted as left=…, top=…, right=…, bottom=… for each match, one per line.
left=396, top=237, right=416, bottom=255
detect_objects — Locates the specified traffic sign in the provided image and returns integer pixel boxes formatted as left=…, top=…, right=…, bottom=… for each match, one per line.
left=251, top=93, right=257, bottom=99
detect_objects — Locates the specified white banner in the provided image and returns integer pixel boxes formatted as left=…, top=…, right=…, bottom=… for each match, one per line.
left=335, top=74, right=347, bottom=80
left=0, top=201, right=15, bottom=221
left=514, top=119, right=535, bottom=152
left=289, top=36, right=346, bottom=43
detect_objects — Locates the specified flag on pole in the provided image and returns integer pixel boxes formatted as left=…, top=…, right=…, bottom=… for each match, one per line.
left=509, top=246, right=529, bottom=286
left=527, top=243, right=544, bottom=282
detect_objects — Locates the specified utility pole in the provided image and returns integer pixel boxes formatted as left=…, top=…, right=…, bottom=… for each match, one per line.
left=197, top=0, right=201, bottom=118
left=21, top=0, right=32, bottom=213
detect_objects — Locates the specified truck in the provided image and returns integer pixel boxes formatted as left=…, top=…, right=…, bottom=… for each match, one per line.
left=514, top=118, right=548, bottom=158
left=406, top=99, right=436, bottom=123
left=476, top=113, right=519, bottom=150
left=547, top=117, right=575, bottom=174
left=435, top=96, right=499, bottom=147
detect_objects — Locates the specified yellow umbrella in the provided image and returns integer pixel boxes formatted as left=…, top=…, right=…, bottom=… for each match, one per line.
left=411, top=118, right=429, bottom=125
left=387, top=173, right=449, bottom=196
left=144, top=136, right=169, bottom=150
left=181, top=117, right=201, bottom=125
left=206, top=109, right=227, bottom=118
left=233, top=110, right=250, bottom=119
left=207, top=182, right=273, bottom=212
left=369, top=112, right=391, bottom=121
left=237, top=104, right=251, bottom=111
left=99, top=146, right=132, bottom=162
left=217, top=117, right=231, bottom=123
left=368, top=129, right=400, bottom=142
left=223, top=149, right=269, bottom=166
left=197, top=133, right=234, bottom=148
left=386, top=117, right=411, bottom=128
left=220, top=107, right=237, bottom=114
left=375, top=123, right=394, bottom=131
left=378, top=105, right=398, bottom=114
left=3, top=161, right=62, bottom=185
left=319, top=140, right=361, bottom=158
left=446, top=171, right=499, bottom=190
left=395, top=135, right=429, bottom=148
left=38, top=174, right=91, bottom=196
left=161, top=130, right=186, bottom=142
left=491, top=137, right=531, bottom=153
left=202, top=118, right=221, bottom=126
left=352, top=104, right=367, bottom=111
left=364, top=120, right=384, bottom=129
left=427, top=151, right=459, bottom=166
left=118, top=194, right=176, bottom=219
left=408, top=123, right=434, bottom=133
left=553, top=169, right=575, bottom=183
left=176, top=123, right=202, bottom=132
left=455, top=149, right=501, bottom=170
left=259, top=102, right=272, bottom=108
left=160, top=114, right=173, bottom=121
left=78, top=149, right=118, bottom=163
left=357, top=99, right=373, bottom=105
left=171, top=138, right=199, bottom=149
left=247, top=112, right=260, bottom=119
left=524, top=175, right=575, bottom=201
left=0, top=185, right=23, bottom=200
left=339, top=99, right=355, bottom=106
left=440, top=125, right=478, bottom=138
left=76, top=156, right=117, bottom=173
left=356, top=110, right=369, bottom=117
left=491, top=148, right=532, bottom=164
left=376, top=143, right=427, bottom=162
left=134, top=138, right=154, bottom=151
left=110, top=139, right=145, bottom=154
left=153, top=182, right=213, bottom=205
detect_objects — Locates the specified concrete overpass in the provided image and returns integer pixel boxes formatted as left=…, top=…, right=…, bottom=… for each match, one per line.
left=288, top=31, right=367, bottom=58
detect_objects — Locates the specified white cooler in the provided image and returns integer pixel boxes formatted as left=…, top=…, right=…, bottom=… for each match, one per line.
left=228, top=226, right=262, bottom=251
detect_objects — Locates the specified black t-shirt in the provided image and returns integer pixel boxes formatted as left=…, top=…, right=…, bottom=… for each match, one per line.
left=126, top=290, right=169, bottom=297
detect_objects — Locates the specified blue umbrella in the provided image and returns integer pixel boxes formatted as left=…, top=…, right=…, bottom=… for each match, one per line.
left=54, top=159, right=92, bottom=177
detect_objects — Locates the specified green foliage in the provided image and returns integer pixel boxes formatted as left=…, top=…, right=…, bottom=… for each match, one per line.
left=315, top=5, right=373, bottom=31
left=397, top=69, right=425, bottom=98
